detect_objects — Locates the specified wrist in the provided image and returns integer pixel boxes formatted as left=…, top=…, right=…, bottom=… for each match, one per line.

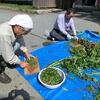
left=15, top=57, right=21, bottom=64
left=23, top=48, right=28, bottom=53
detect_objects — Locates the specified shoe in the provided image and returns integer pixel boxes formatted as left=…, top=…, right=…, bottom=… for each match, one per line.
left=0, top=73, right=12, bottom=84
left=47, top=37, right=55, bottom=41
left=44, top=30, right=50, bottom=37
left=47, top=37, right=53, bottom=41
left=44, top=30, right=55, bottom=41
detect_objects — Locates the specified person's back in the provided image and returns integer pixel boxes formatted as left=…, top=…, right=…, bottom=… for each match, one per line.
left=54, top=13, right=64, bottom=31
left=0, top=22, right=14, bottom=55
left=0, top=22, right=10, bottom=34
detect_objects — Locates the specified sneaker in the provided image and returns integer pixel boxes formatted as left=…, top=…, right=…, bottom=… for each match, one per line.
left=44, top=30, right=55, bottom=41
left=0, top=72, right=11, bottom=84
left=51, top=37, right=55, bottom=41
left=44, top=30, right=50, bottom=38
left=44, top=30, right=52, bottom=38
left=47, top=37, right=53, bottom=41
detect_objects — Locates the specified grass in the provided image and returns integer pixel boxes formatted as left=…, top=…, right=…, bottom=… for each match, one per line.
left=0, top=3, right=37, bottom=14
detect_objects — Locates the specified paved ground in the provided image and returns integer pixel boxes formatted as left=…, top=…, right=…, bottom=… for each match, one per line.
left=0, top=9, right=100, bottom=100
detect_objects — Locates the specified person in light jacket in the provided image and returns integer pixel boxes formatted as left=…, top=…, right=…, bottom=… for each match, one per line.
left=0, top=14, right=33, bottom=84
left=48, top=8, right=78, bottom=41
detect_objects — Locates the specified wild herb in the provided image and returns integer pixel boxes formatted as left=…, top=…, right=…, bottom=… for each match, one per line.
left=60, top=39, right=100, bottom=84
left=25, top=57, right=37, bottom=67
left=40, top=68, right=62, bottom=85
left=48, top=39, right=100, bottom=98
left=95, top=91, right=100, bottom=100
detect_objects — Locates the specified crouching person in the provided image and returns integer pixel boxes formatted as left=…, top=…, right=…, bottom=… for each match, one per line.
left=0, top=14, right=33, bottom=84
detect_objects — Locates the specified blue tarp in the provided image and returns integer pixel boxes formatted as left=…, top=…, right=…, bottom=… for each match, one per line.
left=16, top=30, right=100, bottom=100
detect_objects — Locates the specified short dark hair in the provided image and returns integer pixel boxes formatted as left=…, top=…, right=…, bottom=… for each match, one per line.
left=66, top=8, right=75, bottom=15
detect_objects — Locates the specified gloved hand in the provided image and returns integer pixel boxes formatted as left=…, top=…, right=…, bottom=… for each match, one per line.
left=67, top=34, right=73, bottom=40
left=73, top=36, right=78, bottom=40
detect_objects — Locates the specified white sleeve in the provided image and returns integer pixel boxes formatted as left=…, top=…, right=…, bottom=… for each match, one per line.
left=57, top=15, right=69, bottom=36
left=70, top=19, right=77, bottom=36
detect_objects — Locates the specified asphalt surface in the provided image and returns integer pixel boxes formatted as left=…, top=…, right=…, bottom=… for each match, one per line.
left=0, top=9, right=100, bottom=100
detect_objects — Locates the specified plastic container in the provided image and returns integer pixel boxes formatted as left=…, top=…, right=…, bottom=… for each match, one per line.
left=38, top=67, right=66, bottom=89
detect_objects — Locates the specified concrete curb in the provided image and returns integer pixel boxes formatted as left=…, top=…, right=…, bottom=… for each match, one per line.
left=36, top=9, right=63, bottom=14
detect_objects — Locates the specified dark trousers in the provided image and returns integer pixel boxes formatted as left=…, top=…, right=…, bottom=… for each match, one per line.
left=0, top=55, right=16, bottom=74
left=50, top=28, right=68, bottom=41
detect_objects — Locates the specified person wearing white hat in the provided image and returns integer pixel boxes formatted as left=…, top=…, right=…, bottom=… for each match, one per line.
left=0, top=14, right=33, bottom=84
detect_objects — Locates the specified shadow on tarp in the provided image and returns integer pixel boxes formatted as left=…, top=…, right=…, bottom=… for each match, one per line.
left=16, top=30, right=100, bottom=100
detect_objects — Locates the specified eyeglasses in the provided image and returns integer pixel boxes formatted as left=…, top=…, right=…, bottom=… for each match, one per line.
left=19, top=26, right=32, bottom=35
left=24, top=29, right=32, bottom=35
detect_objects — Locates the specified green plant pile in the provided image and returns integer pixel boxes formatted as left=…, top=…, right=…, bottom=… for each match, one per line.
left=48, top=39, right=100, bottom=99
left=25, top=57, right=37, bottom=67
left=60, top=39, right=100, bottom=81
left=95, top=90, right=100, bottom=100
left=40, top=68, right=62, bottom=85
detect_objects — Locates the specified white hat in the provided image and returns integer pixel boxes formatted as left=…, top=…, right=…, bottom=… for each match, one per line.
left=9, top=14, right=33, bottom=29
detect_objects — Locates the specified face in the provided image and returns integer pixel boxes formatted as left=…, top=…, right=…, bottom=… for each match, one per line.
left=65, top=12, right=75, bottom=20
left=13, top=25, right=29, bottom=37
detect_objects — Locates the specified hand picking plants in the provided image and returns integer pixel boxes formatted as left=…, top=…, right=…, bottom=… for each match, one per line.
left=24, top=57, right=40, bottom=74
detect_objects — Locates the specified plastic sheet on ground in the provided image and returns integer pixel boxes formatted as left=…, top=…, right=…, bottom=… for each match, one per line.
left=16, top=30, right=100, bottom=100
